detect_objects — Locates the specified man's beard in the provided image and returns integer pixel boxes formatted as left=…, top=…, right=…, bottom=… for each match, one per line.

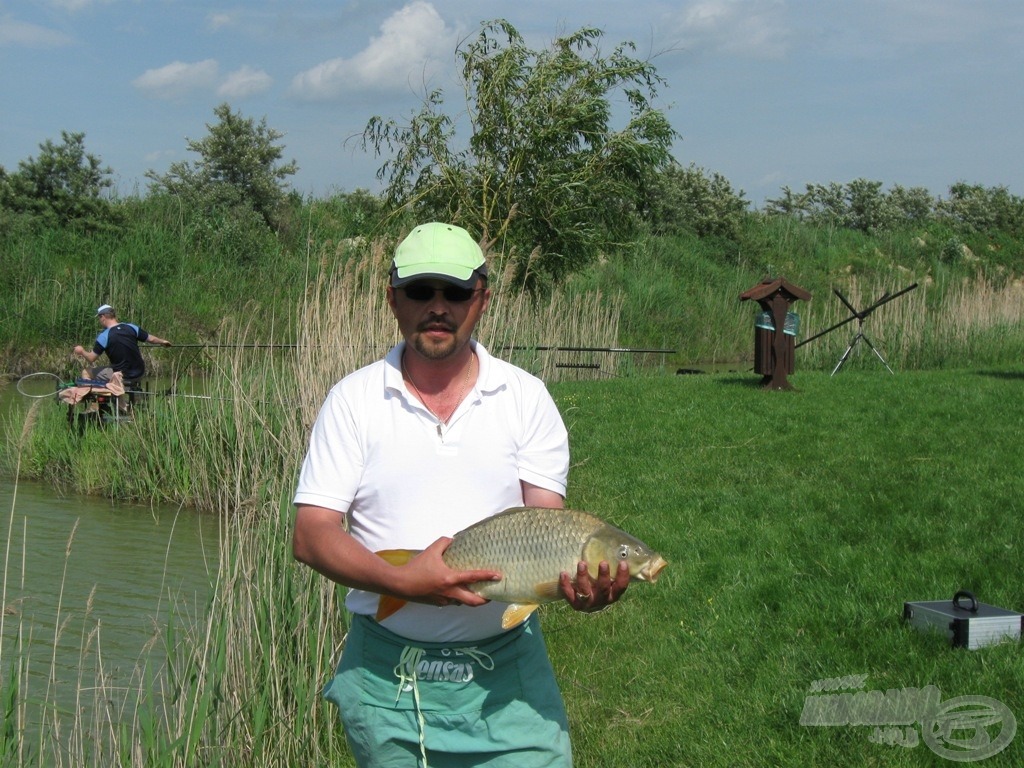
left=411, top=322, right=461, bottom=360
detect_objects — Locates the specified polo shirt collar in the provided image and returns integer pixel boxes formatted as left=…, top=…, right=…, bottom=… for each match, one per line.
left=384, top=340, right=506, bottom=398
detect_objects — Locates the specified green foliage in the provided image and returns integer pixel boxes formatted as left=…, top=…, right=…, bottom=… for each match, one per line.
left=362, top=19, right=677, bottom=287
left=146, top=103, right=298, bottom=231
left=1, top=664, right=21, bottom=764
left=181, top=191, right=283, bottom=266
left=765, top=178, right=1024, bottom=241
left=641, top=162, right=749, bottom=240
left=886, top=183, right=934, bottom=225
left=302, top=189, right=387, bottom=241
left=0, top=194, right=332, bottom=370
left=764, top=179, right=907, bottom=233
left=0, top=131, right=118, bottom=231
left=937, top=181, right=1024, bottom=235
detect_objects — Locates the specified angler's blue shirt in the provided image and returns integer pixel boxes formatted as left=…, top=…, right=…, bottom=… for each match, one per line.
left=93, top=323, right=151, bottom=380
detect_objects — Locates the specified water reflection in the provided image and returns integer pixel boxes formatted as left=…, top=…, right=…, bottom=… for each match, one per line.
left=2, top=478, right=217, bottom=666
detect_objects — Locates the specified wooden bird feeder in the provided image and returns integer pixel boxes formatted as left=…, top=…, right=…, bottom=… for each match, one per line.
left=739, top=277, right=812, bottom=390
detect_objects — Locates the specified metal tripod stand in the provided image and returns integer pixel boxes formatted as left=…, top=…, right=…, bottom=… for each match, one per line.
left=831, top=310, right=894, bottom=375
left=795, top=283, right=918, bottom=375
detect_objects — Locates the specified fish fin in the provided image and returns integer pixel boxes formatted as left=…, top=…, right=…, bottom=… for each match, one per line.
left=534, top=580, right=564, bottom=601
left=375, top=549, right=417, bottom=566
left=376, top=595, right=408, bottom=622
left=501, top=603, right=540, bottom=630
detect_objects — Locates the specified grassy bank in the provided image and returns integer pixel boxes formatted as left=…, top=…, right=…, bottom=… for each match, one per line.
left=4, top=362, right=1023, bottom=765
left=4, top=197, right=1024, bottom=378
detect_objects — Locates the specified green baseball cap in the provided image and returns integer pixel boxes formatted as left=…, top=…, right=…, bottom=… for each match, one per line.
left=390, top=222, right=487, bottom=289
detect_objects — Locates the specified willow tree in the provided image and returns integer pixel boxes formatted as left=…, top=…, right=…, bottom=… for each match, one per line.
left=362, top=20, right=677, bottom=288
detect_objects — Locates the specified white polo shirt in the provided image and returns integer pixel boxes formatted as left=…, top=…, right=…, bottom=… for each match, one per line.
left=293, top=340, right=569, bottom=642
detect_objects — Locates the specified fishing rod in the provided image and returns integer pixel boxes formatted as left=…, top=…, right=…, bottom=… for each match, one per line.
left=125, top=389, right=217, bottom=401
left=164, top=344, right=679, bottom=353
left=160, top=344, right=305, bottom=349
left=795, top=283, right=918, bottom=349
left=16, top=372, right=224, bottom=403
left=123, top=388, right=301, bottom=407
left=498, top=345, right=676, bottom=354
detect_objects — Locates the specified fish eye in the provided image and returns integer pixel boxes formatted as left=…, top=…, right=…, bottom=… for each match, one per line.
left=617, top=544, right=629, bottom=560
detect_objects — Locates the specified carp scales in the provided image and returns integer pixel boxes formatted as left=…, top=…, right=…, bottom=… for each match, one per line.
left=375, top=506, right=668, bottom=629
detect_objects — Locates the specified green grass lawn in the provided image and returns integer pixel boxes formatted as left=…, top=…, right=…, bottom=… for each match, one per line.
left=545, top=367, right=1024, bottom=767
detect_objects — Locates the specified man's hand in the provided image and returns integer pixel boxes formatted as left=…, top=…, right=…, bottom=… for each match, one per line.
left=560, top=560, right=630, bottom=612
left=396, top=537, right=502, bottom=608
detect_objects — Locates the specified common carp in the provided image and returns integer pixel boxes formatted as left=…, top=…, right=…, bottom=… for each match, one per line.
left=375, top=506, right=667, bottom=629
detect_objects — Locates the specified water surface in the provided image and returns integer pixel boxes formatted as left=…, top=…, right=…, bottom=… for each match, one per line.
left=1, top=379, right=218, bottom=720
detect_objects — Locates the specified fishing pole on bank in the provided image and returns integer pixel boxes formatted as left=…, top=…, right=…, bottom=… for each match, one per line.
left=161, top=344, right=678, bottom=353
left=163, top=344, right=306, bottom=349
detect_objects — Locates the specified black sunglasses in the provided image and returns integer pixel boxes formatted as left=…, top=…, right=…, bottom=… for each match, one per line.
left=399, top=284, right=484, bottom=303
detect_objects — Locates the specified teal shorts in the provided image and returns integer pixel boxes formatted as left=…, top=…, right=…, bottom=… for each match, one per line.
left=324, top=613, right=572, bottom=768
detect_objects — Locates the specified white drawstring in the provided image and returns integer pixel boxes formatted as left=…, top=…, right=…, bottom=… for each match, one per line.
left=391, top=644, right=496, bottom=768
left=456, top=646, right=494, bottom=671
left=394, top=646, right=429, bottom=767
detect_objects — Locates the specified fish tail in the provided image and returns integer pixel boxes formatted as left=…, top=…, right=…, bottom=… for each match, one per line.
left=376, top=594, right=408, bottom=622
left=373, top=550, right=417, bottom=622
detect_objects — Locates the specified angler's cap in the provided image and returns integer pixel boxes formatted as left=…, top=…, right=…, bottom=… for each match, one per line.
left=96, top=304, right=115, bottom=317
left=390, top=223, right=487, bottom=290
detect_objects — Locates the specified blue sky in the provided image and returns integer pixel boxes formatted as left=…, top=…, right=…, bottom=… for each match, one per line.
left=2, top=0, right=1022, bottom=207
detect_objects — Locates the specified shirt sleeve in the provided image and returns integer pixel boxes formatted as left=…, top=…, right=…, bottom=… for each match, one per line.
left=92, top=329, right=107, bottom=355
left=292, top=384, right=363, bottom=514
left=517, top=383, right=570, bottom=497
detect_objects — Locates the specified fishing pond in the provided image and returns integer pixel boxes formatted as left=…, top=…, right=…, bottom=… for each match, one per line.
left=0, top=380, right=218, bottom=734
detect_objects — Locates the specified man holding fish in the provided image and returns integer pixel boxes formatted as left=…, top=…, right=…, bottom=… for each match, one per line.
left=292, top=222, right=665, bottom=767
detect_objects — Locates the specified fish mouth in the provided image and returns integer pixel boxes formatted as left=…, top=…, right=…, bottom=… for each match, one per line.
left=639, top=556, right=668, bottom=582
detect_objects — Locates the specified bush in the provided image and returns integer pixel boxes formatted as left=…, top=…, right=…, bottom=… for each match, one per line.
left=642, top=163, right=749, bottom=240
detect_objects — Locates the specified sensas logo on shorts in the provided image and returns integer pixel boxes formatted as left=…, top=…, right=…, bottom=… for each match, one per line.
left=400, top=646, right=496, bottom=690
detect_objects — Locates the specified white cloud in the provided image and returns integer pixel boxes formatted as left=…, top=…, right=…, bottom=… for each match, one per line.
left=674, top=0, right=790, bottom=59
left=132, top=59, right=220, bottom=100
left=290, top=1, right=454, bottom=101
left=207, top=12, right=234, bottom=32
left=144, top=148, right=176, bottom=164
left=48, top=0, right=101, bottom=11
left=218, top=65, right=273, bottom=99
left=0, top=16, right=73, bottom=47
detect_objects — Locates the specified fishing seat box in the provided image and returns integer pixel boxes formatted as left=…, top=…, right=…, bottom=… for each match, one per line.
left=903, top=591, right=1023, bottom=650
